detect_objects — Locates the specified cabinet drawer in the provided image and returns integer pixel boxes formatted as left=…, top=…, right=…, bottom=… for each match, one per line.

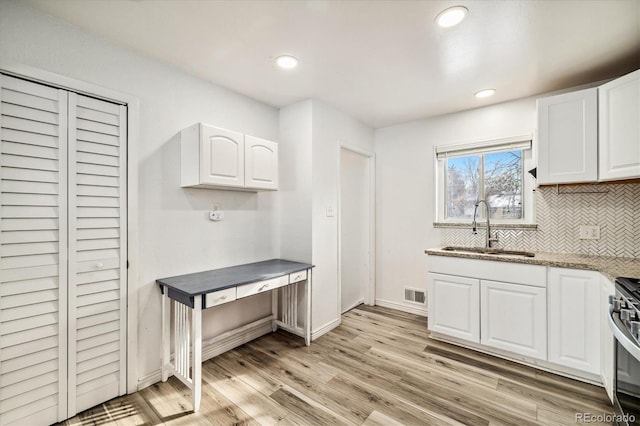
left=205, top=287, right=236, bottom=308
left=289, top=270, right=307, bottom=284
left=237, top=275, right=289, bottom=299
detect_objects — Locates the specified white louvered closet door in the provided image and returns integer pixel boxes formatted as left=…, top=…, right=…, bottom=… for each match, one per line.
left=0, top=75, right=68, bottom=426
left=0, top=75, right=127, bottom=425
left=67, top=93, right=127, bottom=416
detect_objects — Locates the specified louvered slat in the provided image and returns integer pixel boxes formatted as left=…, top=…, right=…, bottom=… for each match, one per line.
left=1, top=103, right=58, bottom=125
left=1, top=88, right=59, bottom=113
left=1, top=141, right=59, bottom=160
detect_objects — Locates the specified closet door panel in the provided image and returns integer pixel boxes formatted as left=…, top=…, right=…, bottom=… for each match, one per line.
left=67, top=93, right=127, bottom=416
left=0, top=74, right=68, bottom=425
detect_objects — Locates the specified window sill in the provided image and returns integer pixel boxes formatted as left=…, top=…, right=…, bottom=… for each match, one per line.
left=433, top=222, right=538, bottom=230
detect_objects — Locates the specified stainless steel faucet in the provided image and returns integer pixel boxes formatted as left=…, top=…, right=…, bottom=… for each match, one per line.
left=472, top=199, right=499, bottom=248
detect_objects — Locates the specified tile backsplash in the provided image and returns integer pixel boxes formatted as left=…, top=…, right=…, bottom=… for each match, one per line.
left=441, top=182, right=640, bottom=259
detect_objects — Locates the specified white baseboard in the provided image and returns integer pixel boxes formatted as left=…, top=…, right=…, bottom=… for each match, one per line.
left=137, top=370, right=162, bottom=391
left=375, top=298, right=428, bottom=317
left=311, top=318, right=341, bottom=340
left=137, top=318, right=273, bottom=390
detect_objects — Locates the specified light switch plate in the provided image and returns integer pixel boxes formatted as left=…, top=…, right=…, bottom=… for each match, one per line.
left=326, top=205, right=335, bottom=217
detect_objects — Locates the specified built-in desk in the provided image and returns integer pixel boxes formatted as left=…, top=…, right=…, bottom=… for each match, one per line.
left=156, top=259, right=313, bottom=411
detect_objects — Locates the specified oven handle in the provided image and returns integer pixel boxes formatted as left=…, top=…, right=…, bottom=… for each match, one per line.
left=609, top=307, right=640, bottom=363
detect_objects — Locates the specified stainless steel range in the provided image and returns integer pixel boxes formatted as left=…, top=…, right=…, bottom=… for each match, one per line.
left=609, top=277, right=640, bottom=426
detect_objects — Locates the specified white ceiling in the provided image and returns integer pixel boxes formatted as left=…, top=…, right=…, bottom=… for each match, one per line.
left=25, top=0, right=640, bottom=128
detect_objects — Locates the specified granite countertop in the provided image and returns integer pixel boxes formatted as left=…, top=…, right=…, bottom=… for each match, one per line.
left=425, top=247, right=640, bottom=282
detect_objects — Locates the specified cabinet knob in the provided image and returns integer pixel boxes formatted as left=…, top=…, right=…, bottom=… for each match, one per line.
left=96, top=262, right=104, bottom=268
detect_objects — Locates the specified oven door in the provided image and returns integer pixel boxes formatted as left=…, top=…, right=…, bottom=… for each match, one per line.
left=609, top=308, right=640, bottom=425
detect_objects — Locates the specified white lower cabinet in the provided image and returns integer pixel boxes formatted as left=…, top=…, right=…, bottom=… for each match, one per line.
left=427, top=273, right=480, bottom=343
left=427, top=255, right=611, bottom=384
left=480, top=280, right=547, bottom=359
left=548, top=268, right=600, bottom=375
left=600, top=274, right=615, bottom=402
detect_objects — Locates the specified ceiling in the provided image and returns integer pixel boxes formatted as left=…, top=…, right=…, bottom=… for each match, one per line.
left=25, top=0, right=640, bottom=128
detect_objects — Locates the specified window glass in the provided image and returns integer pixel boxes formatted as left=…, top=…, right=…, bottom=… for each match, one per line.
left=446, top=155, right=480, bottom=220
left=444, top=149, right=523, bottom=221
left=484, top=150, right=522, bottom=219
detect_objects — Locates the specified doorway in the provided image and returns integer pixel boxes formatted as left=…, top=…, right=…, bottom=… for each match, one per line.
left=339, top=147, right=373, bottom=313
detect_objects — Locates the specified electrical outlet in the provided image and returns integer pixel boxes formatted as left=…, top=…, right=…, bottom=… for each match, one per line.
left=579, top=225, right=600, bottom=240
left=209, top=211, right=224, bottom=221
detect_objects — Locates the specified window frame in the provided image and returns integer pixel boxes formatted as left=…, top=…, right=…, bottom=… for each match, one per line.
left=435, top=135, right=535, bottom=225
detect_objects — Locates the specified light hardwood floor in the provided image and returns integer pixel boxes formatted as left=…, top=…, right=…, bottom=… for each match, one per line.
left=59, top=305, right=613, bottom=425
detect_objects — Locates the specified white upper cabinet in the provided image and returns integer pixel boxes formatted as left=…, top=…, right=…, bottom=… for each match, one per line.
left=537, top=88, right=598, bottom=184
left=181, top=123, right=278, bottom=191
left=245, top=135, right=278, bottom=190
left=598, top=69, right=640, bottom=181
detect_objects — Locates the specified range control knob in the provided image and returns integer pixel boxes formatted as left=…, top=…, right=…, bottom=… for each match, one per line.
left=610, top=296, right=623, bottom=312
left=631, top=322, right=640, bottom=340
left=621, top=309, right=637, bottom=321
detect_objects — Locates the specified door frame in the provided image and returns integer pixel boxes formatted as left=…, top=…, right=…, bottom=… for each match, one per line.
left=337, top=143, right=376, bottom=312
left=0, top=64, right=140, bottom=394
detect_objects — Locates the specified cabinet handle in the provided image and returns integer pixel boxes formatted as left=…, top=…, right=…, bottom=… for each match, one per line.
left=218, top=295, right=227, bottom=301
left=259, top=284, right=269, bottom=291
left=96, top=262, right=104, bottom=268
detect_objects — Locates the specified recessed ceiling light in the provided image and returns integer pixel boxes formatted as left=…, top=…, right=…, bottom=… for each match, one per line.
left=275, top=55, right=299, bottom=69
left=475, top=89, right=496, bottom=98
left=435, top=6, right=468, bottom=28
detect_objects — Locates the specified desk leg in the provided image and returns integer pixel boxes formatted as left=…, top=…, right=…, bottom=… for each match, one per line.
left=271, top=290, right=278, bottom=332
left=161, top=287, right=170, bottom=382
left=192, top=295, right=202, bottom=412
left=305, top=270, right=312, bottom=346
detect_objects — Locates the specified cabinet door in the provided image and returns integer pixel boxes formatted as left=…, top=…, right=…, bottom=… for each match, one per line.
left=600, top=275, right=615, bottom=402
left=599, top=70, right=640, bottom=181
left=537, top=88, right=598, bottom=184
left=244, top=135, right=278, bottom=190
left=481, top=280, right=547, bottom=359
left=427, top=273, right=480, bottom=343
left=548, top=268, right=600, bottom=375
left=199, top=124, right=244, bottom=187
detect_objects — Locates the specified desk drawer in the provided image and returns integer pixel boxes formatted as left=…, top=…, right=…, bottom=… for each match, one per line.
left=205, top=287, right=236, bottom=308
left=289, top=270, right=308, bottom=284
left=237, top=275, right=289, bottom=299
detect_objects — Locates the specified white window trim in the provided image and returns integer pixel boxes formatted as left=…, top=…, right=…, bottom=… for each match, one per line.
left=435, top=135, right=536, bottom=225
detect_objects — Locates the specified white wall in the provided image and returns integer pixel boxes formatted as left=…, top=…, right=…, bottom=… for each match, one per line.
left=311, top=100, right=374, bottom=333
left=375, top=97, right=537, bottom=313
left=278, top=101, right=313, bottom=263
left=278, top=99, right=374, bottom=334
left=0, top=1, right=280, bottom=382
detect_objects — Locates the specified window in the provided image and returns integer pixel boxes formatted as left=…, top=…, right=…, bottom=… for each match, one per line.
left=436, top=136, right=533, bottom=223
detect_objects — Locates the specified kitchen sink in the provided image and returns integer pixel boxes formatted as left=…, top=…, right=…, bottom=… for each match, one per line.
left=441, top=246, right=535, bottom=258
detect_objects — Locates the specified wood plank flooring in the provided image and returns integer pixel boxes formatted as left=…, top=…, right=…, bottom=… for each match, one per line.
left=59, top=305, right=613, bottom=425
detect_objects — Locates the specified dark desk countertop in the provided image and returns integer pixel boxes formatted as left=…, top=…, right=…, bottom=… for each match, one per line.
left=157, top=259, right=314, bottom=307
